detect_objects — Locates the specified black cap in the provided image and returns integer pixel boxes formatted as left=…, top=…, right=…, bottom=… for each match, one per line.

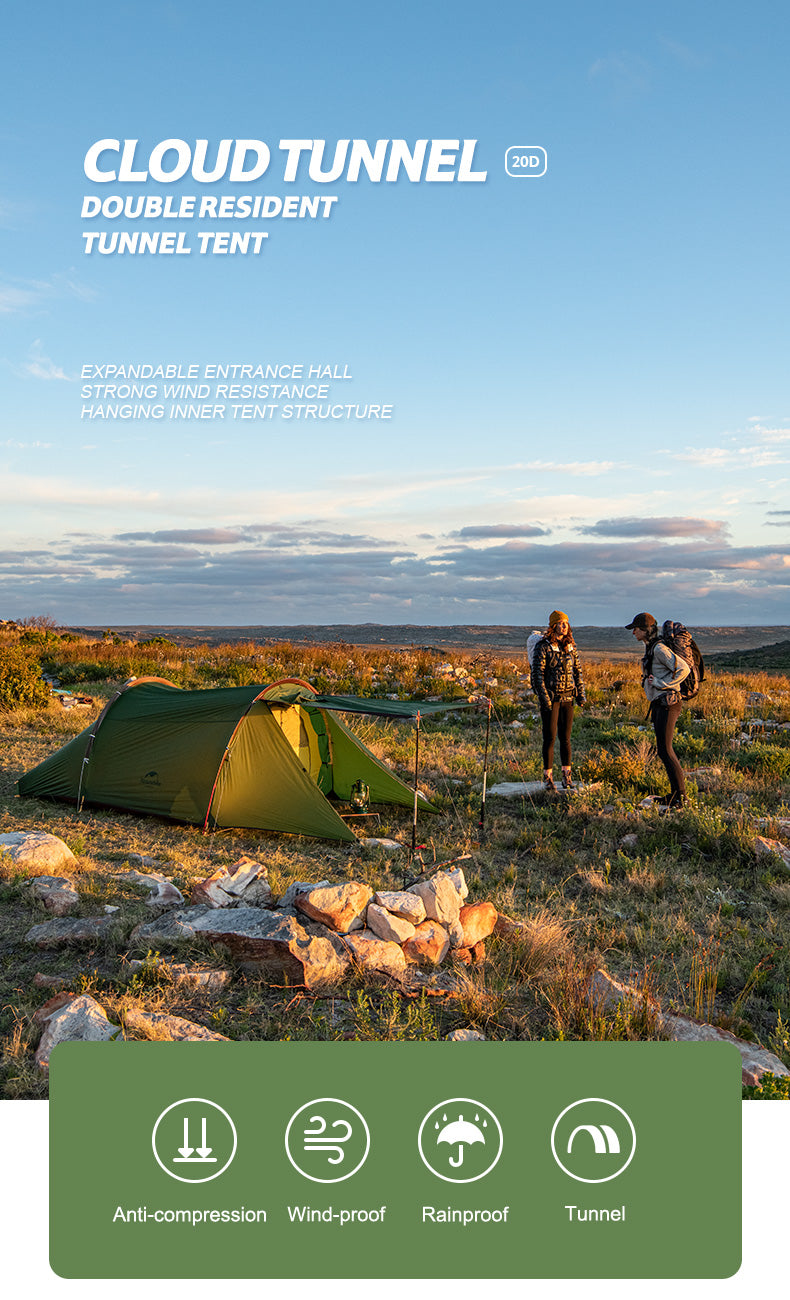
left=625, top=612, right=656, bottom=631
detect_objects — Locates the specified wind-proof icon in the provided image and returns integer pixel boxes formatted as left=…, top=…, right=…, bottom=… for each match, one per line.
left=285, top=1098, right=370, bottom=1183
left=419, top=1098, right=503, bottom=1183
left=550, top=1098, right=636, bottom=1183
left=152, top=1098, right=237, bottom=1184
left=302, top=1114, right=353, bottom=1164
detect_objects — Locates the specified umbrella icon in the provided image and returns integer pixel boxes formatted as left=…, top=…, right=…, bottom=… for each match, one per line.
left=436, top=1112, right=487, bottom=1168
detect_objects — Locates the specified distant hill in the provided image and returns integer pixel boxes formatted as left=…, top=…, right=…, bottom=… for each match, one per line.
left=708, top=639, right=790, bottom=672
left=66, top=623, right=790, bottom=660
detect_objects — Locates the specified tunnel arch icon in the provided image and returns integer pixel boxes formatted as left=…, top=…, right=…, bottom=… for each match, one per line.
left=567, top=1123, right=620, bottom=1155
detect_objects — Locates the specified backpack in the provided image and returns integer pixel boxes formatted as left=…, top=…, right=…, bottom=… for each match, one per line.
left=526, top=631, right=544, bottom=689
left=655, top=620, right=704, bottom=701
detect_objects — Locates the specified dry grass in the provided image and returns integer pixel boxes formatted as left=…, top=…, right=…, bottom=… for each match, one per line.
left=1, top=627, right=790, bottom=1095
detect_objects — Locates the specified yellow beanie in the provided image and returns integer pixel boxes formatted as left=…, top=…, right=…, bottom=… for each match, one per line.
left=548, top=610, right=569, bottom=627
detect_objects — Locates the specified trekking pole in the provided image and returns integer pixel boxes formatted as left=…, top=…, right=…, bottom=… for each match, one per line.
left=410, top=711, right=421, bottom=861
left=479, top=696, right=492, bottom=841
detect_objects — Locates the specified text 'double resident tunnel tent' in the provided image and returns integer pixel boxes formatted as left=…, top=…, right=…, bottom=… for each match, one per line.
left=17, top=677, right=477, bottom=842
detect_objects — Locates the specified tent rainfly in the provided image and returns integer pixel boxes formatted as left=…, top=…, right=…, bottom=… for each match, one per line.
left=17, top=676, right=477, bottom=842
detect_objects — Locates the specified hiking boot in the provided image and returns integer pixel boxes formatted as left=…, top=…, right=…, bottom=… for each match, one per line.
left=543, top=773, right=558, bottom=794
left=561, top=768, right=576, bottom=790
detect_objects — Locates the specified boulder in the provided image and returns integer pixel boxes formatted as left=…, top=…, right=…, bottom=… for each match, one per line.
left=402, top=920, right=450, bottom=967
left=28, top=876, right=80, bottom=916
left=34, top=993, right=121, bottom=1070
left=754, top=836, right=790, bottom=871
left=191, top=857, right=272, bottom=908
left=365, top=903, right=416, bottom=945
left=295, top=882, right=373, bottom=933
left=341, top=931, right=408, bottom=979
left=407, top=871, right=461, bottom=927
left=458, top=902, right=498, bottom=947
left=445, top=1029, right=486, bottom=1041
left=150, top=907, right=353, bottom=990
left=0, top=831, right=76, bottom=877
left=25, top=915, right=119, bottom=949
left=373, top=890, right=426, bottom=925
left=120, top=870, right=185, bottom=907
left=122, top=1008, right=229, bottom=1041
left=278, top=879, right=331, bottom=909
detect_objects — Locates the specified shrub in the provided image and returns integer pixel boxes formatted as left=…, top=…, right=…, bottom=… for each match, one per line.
left=0, top=646, right=49, bottom=709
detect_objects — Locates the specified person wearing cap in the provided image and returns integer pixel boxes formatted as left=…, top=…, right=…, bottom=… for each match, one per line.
left=532, top=611, right=586, bottom=792
left=626, top=612, right=690, bottom=808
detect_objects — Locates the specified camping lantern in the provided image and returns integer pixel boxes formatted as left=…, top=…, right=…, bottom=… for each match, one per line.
left=350, top=779, right=370, bottom=812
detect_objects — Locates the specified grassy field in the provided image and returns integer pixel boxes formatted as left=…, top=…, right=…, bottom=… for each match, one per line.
left=2, top=625, right=790, bottom=1099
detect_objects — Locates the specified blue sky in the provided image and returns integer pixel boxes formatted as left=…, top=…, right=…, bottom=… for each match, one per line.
left=1, top=1, right=788, bottom=626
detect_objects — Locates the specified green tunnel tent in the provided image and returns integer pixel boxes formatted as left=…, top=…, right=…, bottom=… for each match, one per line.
left=17, top=677, right=477, bottom=842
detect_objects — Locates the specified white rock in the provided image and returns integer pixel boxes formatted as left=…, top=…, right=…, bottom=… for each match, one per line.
left=0, top=831, right=76, bottom=875
left=408, top=871, right=462, bottom=926
left=445, top=1029, right=486, bottom=1041
left=35, top=994, right=121, bottom=1070
left=373, top=890, right=426, bottom=924
left=366, top=903, right=416, bottom=944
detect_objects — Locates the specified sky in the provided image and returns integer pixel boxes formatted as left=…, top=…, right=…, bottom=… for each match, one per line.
left=1, top=1, right=789, bottom=628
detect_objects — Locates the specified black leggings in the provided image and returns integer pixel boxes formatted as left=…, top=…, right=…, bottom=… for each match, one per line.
left=651, top=699, right=685, bottom=803
left=541, top=700, right=574, bottom=769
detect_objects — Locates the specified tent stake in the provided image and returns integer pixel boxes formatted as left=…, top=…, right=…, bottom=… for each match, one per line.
left=479, top=697, right=492, bottom=840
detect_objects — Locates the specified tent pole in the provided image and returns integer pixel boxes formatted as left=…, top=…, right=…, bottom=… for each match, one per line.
left=479, top=697, right=492, bottom=840
left=410, top=711, right=421, bottom=863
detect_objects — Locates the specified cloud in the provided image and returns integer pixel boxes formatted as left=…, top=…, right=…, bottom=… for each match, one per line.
left=2, top=524, right=787, bottom=627
left=578, top=516, right=728, bottom=540
left=452, top=524, right=550, bottom=539
left=17, top=339, right=72, bottom=382
left=0, top=272, right=95, bottom=316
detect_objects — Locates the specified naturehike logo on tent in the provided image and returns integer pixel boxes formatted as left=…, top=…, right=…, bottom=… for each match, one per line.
left=141, top=770, right=161, bottom=786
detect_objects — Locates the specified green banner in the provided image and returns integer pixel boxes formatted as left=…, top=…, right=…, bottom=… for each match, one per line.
left=49, top=1041, right=741, bottom=1278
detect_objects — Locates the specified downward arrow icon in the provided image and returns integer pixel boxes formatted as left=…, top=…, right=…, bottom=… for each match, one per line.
left=196, top=1117, right=212, bottom=1159
left=177, top=1117, right=194, bottom=1159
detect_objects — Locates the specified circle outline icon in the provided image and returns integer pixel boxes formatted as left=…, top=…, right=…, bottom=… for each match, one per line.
left=418, top=1096, right=503, bottom=1184
left=284, top=1097, right=370, bottom=1183
left=550, top=1097, right=636, bottom=1183
left=152, top=1097, right=237, bottom=1184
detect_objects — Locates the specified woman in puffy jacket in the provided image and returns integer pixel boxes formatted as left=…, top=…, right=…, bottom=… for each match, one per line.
left=532, top=610, right=586, bottom=791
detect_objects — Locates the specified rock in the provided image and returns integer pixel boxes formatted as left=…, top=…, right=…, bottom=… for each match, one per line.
left=588, top=968, right=790, bottom=1086
left=487, top=781, right=545, bottom=798
left=295, top=882, right=373, bottom=933
left=400, top=968, right=462, bottom=997
left=126, top=853, right=162, bottom=868
left=0, top=831, right=77, bottom=877
left=471, top=941, right=486, bottom=963
left=492, top=912, right=525, bottom=938
left=372, top=890, right=426, bottom=925
left=445, top=1029, right=486, bottom=1041
left=459, top=901, right=498, bottom=947
left=28, top=876, right=80, bottom=916
left=688, top=767, right=723, bottom=791
left=167, top=964, right=232, bottom=993
left=120, top=870, right=185, bottom=907
left=25, top=915, right=119, bottom=948
left=754, top=837, right=790, bottom=871
left=33, top=973, right=73, bottom=990
left=620, top=834, right=639, bottom=850
left=451, top=947, right=473, bottom=965
left=165, top=908, right=352, bottom=990
left=447, top=919, right=465, bottom=948
left=34, top=993, right=121, bottom=1070
left=122, top=1008, right=229, bottom=1041
left=359, top=838, right=404, bottom=851
left=278, top=879, right=331, bottom=909
left=341, top=931, right=408, bottom=979
left=408, top=871, right=461, bottom=926
left=191, top=857, right=272, bottom=908
left=402, top=920, right=450, bottom=967
left=660, top=1014, right=790, bottom=1086
left=447, top=867, right=469, bottom=901
left=366, top=903, right=416, bottom=944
